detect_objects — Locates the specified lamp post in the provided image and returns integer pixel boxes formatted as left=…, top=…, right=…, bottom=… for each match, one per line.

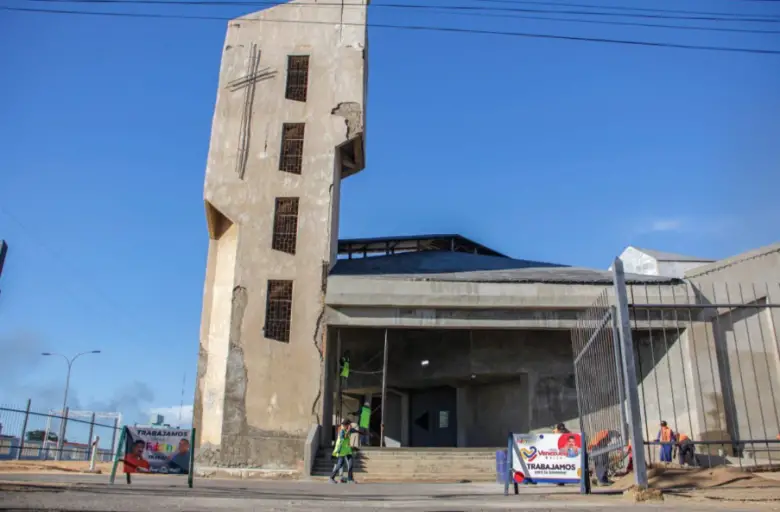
left=42, top=350, right=101, bottom=459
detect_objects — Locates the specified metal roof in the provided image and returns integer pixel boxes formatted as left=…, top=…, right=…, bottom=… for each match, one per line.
left=337, top=234, right=507, bottom=258
left=331, top=251, right=680, bottom=285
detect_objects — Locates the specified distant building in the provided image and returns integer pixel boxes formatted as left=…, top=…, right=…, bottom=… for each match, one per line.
left=613, top=246, right=714, bottom=278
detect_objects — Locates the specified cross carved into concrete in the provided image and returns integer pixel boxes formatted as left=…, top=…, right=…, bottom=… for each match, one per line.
left=229, top=43, right=278, bottom=179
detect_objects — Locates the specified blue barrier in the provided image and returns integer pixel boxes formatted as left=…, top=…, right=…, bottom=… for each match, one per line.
left=495, top=449, right=508, bottom=484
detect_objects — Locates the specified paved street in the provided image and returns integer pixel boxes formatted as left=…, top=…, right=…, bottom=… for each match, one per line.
left=1, top=473, right=778, bottom=511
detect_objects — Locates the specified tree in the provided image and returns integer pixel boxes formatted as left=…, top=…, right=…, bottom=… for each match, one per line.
left=26, top=430, right=58, bottom=442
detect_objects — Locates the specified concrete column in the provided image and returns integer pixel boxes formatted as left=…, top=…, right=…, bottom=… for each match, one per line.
left=456, top=386, right=470, bottom=447
left=401, top=392, right=410, bottom=447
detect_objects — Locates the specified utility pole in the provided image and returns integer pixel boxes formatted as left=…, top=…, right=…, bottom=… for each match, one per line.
left=42, top=350, right=101, bottom=460
left=0, top=240, right=8, bottom=299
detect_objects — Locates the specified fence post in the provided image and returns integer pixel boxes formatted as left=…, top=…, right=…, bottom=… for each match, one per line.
left=89, top=436, right=100, bottom=471
left=55, top=407, right=69, bottom=461
left=610, top=307, right=629, bottom=445
left=111, top=417, right=120, bottom=457
left=42, top=414, right=52, bottom=460
left=612, top=258, right=648, bottom=488
left=16, top=399, right=31, bottom=460
left=87, top=412, right=96, bottom=461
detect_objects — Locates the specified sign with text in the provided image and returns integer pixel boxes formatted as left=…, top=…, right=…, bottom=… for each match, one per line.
left=123, top=427, right=192, bottom=475
left=511, top=432, right=582, bottom=484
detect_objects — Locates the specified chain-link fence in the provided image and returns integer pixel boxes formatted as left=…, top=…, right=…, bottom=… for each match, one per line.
left=0, top=400, right=120, bottom=462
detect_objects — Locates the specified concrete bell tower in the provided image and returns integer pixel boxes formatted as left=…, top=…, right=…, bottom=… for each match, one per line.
left=193, top=0, right=368, bottom=469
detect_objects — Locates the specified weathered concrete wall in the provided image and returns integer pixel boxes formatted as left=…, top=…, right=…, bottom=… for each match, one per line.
left=326, top=280, right=689, bottom=330
left=686, top=243, right=780, bottom=448
left=195, top=0, right=368, bottom=469
left=194, top=221, right=237, bottom=448
left=658, top=261, right=707, bottom=279
left=333, top=328, right=577, bottom=446
left=456, top=378, right=530, bottom=447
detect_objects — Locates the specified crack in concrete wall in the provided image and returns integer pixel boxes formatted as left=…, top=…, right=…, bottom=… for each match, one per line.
left=331, top=102, right=363, bottom=140
left=309, top=261, right=329, bottom=425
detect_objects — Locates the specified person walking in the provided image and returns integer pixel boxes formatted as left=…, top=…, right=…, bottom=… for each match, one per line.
left=330, top=418, right=362, bottom=484
left=656, top=421, right=675, bottom=463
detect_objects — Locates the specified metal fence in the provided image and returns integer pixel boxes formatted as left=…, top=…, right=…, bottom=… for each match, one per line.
left=571, top=289, right=630, bottom=480
left=628, top=280, right=780, bottom=471
left=572, top=258, right=780, bottom=489
left=0, top=400, right=120, bottom=462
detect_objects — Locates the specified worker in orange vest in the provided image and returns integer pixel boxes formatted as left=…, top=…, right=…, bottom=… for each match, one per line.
left=675, top=432, right=695, bottom=466
left=587, top=429, right=617, bottom=485
left=656, top=421, right=675, bottom=463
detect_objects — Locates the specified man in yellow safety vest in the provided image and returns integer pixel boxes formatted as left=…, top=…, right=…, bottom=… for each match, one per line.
left=330, top=418, right=363, bottom=483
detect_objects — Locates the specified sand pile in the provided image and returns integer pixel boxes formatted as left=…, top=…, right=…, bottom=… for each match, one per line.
left=623, top=485, right=664, bottom=502
left=611, top=466, right=761, bottom=491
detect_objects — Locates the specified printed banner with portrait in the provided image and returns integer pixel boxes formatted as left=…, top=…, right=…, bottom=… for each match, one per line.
left=511, top=432, right=582, bottom=484
left=123, top=426, right=192, bottom=475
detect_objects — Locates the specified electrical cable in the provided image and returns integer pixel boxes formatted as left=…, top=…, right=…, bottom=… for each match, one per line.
left=471, top=0, right=780, bottom=20
left=19, top=0, right=780, bottom=23
left=2, top=4, right=780, bottom=55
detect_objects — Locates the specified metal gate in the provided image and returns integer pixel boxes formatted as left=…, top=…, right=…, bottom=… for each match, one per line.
left=572, top=291, right=628, bottom=474
left=570, top=260, right=649, bottom=488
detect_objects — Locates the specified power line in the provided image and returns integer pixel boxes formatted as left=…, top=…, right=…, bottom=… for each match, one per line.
left=472, top=0, right=780, bottom=20
left=20, top=0, right=780, bottom=23
left=4, top=4, right=780, bottom=55
left=440, top=7, right=780, bottom=35
left=19, top=0, right=780, bottom=33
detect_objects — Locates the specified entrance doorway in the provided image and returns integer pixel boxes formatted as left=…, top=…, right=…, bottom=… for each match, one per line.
left=410, top=386, right=457, bottom=447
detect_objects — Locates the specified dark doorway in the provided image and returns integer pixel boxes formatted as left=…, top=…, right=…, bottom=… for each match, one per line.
left=410, top=386, right=457, bottom=447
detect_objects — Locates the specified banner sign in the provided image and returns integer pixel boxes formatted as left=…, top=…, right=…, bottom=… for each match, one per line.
left=511, top=432, right=582, bottom=484
left=123, top=427, right=192, bottom=475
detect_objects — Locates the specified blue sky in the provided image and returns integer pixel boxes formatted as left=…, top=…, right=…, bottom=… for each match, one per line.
left=0, top=0, right=778, bottom=429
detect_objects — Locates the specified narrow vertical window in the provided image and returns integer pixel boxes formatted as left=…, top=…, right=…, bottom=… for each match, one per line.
left=265, top=280, right=293, bottom=342
left=272, top=198, right=299, bottom=255
left=285, top=55, right=309, bottom=102
left=279, top=123, right=305, bottom=174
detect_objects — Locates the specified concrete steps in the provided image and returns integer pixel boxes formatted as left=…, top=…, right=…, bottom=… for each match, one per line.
left=311, top=447, right=502, bottom=482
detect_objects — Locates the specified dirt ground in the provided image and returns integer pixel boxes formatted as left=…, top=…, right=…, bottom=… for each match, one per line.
left=611, top=466, right=780, bottom=492
left=0, top=461, right=113, bottom=474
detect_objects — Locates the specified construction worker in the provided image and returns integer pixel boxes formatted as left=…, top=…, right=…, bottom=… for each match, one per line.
left=587, top=429, right=618, bottom=486
left=675, top=432, right=696, bottom=466
left=625, top=441, right=633, bottom=473
left=330, top=418, right=362, bottom=484
left=358, top=400, right=371, bottom=446
left=339, top=351, right=351, bottom=381
left=552, top=423, right=571, bottom=486
left=656, top=421, right=675, bottom=463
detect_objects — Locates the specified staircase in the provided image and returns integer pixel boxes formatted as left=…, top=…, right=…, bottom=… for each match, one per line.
left=310, top=447, right=501, bottom=482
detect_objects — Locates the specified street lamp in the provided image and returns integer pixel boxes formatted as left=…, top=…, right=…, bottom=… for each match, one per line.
left=42, top=350, right=101, bottom=459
